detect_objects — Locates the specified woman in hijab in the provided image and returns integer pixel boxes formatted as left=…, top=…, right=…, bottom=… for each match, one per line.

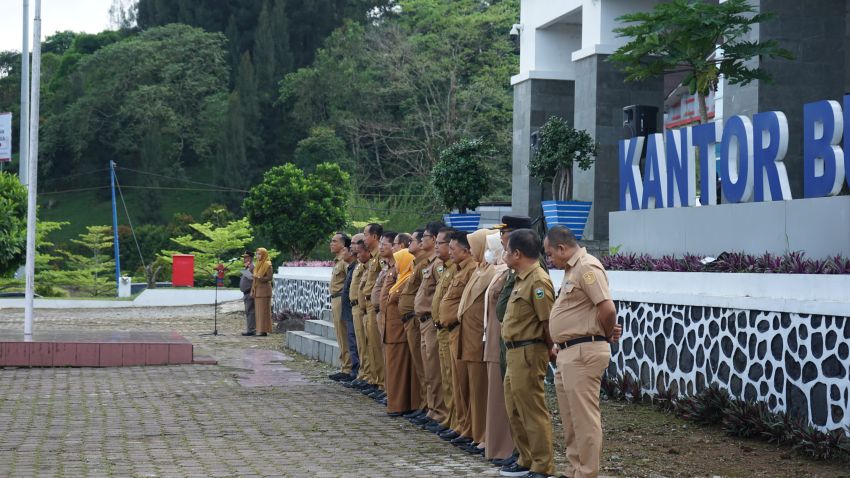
left=251, top=248, right=274, bottom=336
left=482, top=233, right=515, bottom=461
left=457, top=228, right=499, bottom=453
left=384, top=248, right=421, bottom=416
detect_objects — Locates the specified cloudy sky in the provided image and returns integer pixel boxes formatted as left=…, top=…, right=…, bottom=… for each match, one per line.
left=0, top=0, right=114, bottom=52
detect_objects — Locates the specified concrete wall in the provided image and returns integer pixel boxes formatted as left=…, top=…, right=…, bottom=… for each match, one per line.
left=610, top=195, right=850, bottom=259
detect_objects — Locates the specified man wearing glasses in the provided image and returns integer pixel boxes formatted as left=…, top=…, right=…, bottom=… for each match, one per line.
left=413, top=222, right=451, bottom=432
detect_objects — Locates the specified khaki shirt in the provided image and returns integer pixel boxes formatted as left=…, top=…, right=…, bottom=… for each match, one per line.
left=549, top=247, right=612, bottom=342
left=430, top=259, right=456, bottom=325
left=413, top=254, right=438, bottom=316
left=349, top=262, right=364, bottom=303
left=361, top=247, right=381, bottom=307
left=399, top=255, right=426, bottom=316
left=330, top=252, right=347, bottom=295
left=500, top=262, right=554, bottom=342
left=438, top=256, right=476, bottom=327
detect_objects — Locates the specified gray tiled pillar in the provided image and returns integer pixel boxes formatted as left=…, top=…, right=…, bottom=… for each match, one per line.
left=572, top=54, right=664, bottom=240
left=512, top=79, right=575, bottom=221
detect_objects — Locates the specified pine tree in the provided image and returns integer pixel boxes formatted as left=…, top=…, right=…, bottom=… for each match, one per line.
left=271, top=0, right=294, bottom=79
left=216, top=91, right=249, bottom=209
left=254, top=1, right=276, bottom=103
left=236, top=52, right=264, bottom=172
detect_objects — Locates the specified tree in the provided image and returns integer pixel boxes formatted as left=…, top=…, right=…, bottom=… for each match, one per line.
left=159, top=218, right=272, bottom=286
left=429, top=138, right=492, bottom=213
left=609, top=0, right=793, bottom=123
left=528, top=117, right=597, bottom=201
left=281, top=0, right=518, bottom=196
left=0, top=221, right=68, bottom=296
left=294, top=126, right=351, bottom=172
left=0, top=171, right=28, bottom=277
left=243, top=163, right=350, bottom=259
left=53, top=226, right=116, bottom=297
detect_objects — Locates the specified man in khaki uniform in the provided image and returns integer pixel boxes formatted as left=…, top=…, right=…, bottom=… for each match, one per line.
left=361, top=223, right=386, bottom=393
left=438, top=231, right=478, bottom=447
left=398, top=229, right=428, bottom=416
left=545, top=226, right=617, bottom=478
left=499, top=229, right=556, bottom=478
left=344, top=234, right=372, bottom=389
left=431, top=227, right=459, bottom=440
left=329, top=232, right=353, bottom=381
left=414, top=222, right=450, bottom=431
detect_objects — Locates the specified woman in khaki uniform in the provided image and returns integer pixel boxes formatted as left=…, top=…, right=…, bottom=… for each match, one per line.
left=251, top=248, right=274, bottom=336
left=482, top=233, right=514, bottom=461
left=457, top=229, right=498, bottom=451
left=384, top=248, right=420, bottom=415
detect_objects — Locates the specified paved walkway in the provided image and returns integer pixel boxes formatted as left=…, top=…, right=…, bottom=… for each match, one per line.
left=0, top=304, right=499, bottom=477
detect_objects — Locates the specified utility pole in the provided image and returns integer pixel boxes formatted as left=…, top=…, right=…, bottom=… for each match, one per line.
left=110, top=161, right=121, bottom=295
left=19, top=0, right=30, bottom=185
left=23, top=0, right=41, bottom=336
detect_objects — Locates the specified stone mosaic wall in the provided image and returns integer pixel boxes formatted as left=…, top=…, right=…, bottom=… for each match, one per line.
left=274, top=275, right=850, bottom=432
left=611, top=301, right=850, bottom=432
left=273, top=277, right=329, bottom=318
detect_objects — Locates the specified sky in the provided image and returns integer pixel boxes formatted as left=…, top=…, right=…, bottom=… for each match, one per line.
left=0, top=0, right=115, bottom=53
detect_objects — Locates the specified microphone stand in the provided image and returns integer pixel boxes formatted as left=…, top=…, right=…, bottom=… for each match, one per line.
left=201, top=258, right=239, bottom=337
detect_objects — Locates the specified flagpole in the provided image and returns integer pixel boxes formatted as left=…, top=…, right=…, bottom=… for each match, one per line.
left=19, top=0, right=30, bottom=186
left=23, top=0, right=41, bottom=337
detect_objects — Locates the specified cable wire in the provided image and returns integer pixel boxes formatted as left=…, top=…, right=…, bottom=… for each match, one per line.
left=113, top=170, right=147, bottom=273
left=115, top=166, right=250, bottom=192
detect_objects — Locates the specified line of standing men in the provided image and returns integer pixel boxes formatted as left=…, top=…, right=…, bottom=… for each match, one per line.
left=325, top=217, right=621, bottom=478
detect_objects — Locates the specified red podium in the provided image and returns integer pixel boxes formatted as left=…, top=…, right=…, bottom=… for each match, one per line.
left=172, top=254, right=195, bottom=287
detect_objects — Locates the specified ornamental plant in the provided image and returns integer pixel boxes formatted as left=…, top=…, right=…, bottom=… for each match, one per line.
left=528, top=116, right=596, bottom=201
left=601, top=251, right=850, bottom=274
left=430, top=138, right=492, bottom=213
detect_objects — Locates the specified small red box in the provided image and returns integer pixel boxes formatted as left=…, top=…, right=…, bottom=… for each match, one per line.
left=172, top=254, right=194, bottom=287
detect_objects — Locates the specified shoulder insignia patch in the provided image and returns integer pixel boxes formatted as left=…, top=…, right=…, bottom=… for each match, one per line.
left=534, top=288, right=545, bottom=299
left=423, top=268, right=431, bottom=278
left=437, top=266, right=444, bottom=274
left=583, top=271, right=596, bottom=285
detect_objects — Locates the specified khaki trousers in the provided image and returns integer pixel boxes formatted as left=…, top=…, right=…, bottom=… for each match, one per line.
left=449, top=328, right=471, bottom=437
left=331, top=296, right=352, bottom=374
left=419, top=316, right=447, bottom=424
left=504, top=343, right=554, bottom=475
left=352, top=305, right=370, bottom=381
left=554, top=341, right=611, bottom=478
left=365, top=305, right=385, bottom=388
left=405, top=316, right=427, bottom=407
left=437, top=327, right=455, bottom=427
left=462, top=360, right=488, bottom=444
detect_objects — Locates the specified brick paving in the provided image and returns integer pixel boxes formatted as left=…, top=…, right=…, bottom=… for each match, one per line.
left=0, top=304, right=500, bottom=477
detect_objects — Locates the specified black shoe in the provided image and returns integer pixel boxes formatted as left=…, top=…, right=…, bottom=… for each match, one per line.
left=360, top=385, right=377, bottom=394
left=499, top=463, right=530, bottom=477
left=463, top=443, right=484, bottom=455
left=387, top=411, right=404, bottom=417
left=411, top=416, right=432, bottom=426
left=379, top=397, right=387, bottom=405
left=367, top=390, right=382, bottom=399
left=338, top=374, right=354, bottom=382
left=328, top=372, right=345, bottom=381
left=521, top=473, right=550, bottom=478
left=241, top=331, right=255, bottom=336
left=424, top=422, right=445, bottom=432
left=450, top=436, right=472, bottom=446
left=352, top=380, right=370, bottom=389
left=402, top=409, right=421, bottom=419
left=439, top=430, right=460, bottom=441
left=257, top=333, right=268, bottom=336
left=491, top=456, right=517, bottom=467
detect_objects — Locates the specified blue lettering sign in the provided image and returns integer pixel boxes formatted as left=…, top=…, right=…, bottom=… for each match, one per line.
left=618, top=136, right=644, bottom=210
left=803, top=100, right=845, bottom=198
left=665, top=127, right=695, bottom=207
left=719, top=115, right=754, bottom=203
left=692, top=122, right=720, bottom=206
left=752, top=111, right=791, bottom=201
left=641, top=134, right=666, bottom=209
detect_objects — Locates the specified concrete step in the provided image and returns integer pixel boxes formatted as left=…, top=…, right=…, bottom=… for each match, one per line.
left=320, top=309, right=332, bottom=321
left=304, top=319, right=336, bottom=340
left=286, top=330, right=339, bottom=367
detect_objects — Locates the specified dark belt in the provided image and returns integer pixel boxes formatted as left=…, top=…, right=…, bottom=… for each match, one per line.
left=330, top=292, right=342, bottom=299
left=419, top=314, right=432, bottom=324
left=439, top=322, right=458, bottom=332
left=401, top=312, right=415, bottom=323
left=505, top=339, right=544, bottom=349
left=557, top=335, right=608, bottom=349
left=351, top=300, right=359, bottom=307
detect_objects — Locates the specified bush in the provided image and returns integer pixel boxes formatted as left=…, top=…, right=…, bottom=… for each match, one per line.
left=429, top=138, right=492, bottom=213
